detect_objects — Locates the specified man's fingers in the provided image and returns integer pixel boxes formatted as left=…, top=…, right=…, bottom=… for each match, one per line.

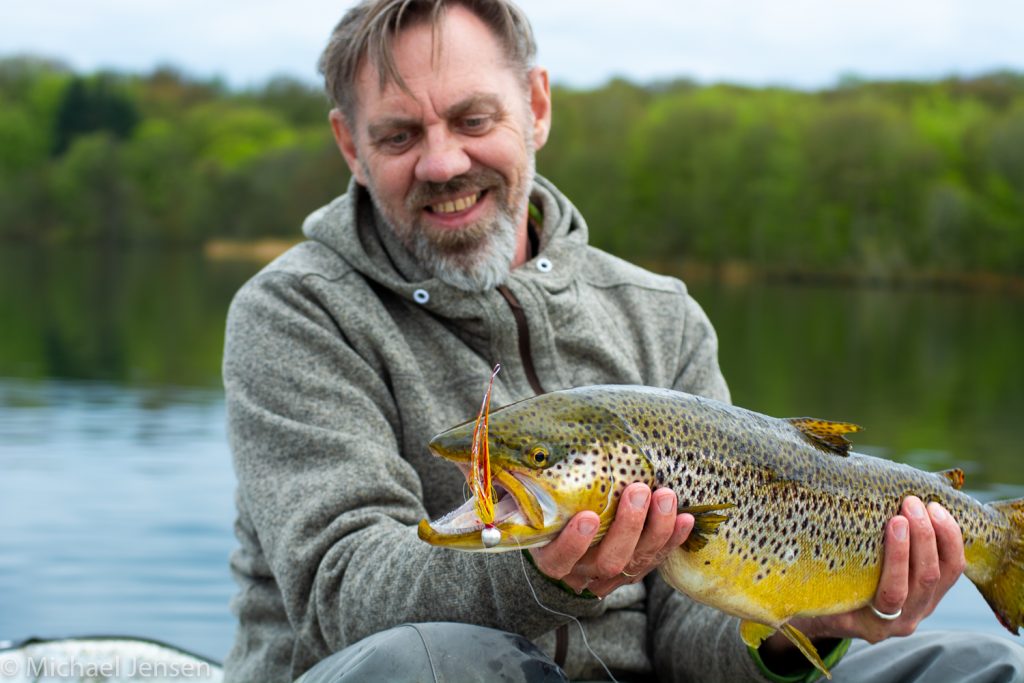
left=591, top=483, right=650, bottom=577
left=529, top=511, right=599, bottom=580
left=668, top=513, right=695, bottom=549
left=873, top=515, right=910, bottom=615
left=903, top=496, right=941, bottom=619
left=892, top=493, right=937, bottom=634
left=530, top=485, right=701, bottom=597
left=928, top=502, right=966, bottom=580
left=620, top=488, right=678, bottom=577
left=927, top=502, right=966, bottom=606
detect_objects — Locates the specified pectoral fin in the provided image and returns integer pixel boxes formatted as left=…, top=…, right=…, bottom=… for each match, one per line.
left=740, top=619, right=832, bottom=679
left=679, top=503, right=734, bottom=552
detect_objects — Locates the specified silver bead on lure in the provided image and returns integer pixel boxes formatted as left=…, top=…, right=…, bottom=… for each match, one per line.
left=481, top=525, right=501, bottom=548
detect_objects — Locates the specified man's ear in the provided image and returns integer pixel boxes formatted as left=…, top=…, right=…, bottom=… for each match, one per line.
left=329, top=109, right=367, bottom=185
left=527, top=67, right=552, bottom=151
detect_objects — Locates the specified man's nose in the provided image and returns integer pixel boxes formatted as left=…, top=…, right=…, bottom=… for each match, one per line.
left=415, top=127, right=471, bottom=184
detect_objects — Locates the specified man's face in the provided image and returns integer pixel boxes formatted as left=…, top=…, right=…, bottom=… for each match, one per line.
left=330, top=5, right=551, bottom=291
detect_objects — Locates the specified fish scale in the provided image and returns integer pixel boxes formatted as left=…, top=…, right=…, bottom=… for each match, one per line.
left=420, top=384, right=1024, bottom=679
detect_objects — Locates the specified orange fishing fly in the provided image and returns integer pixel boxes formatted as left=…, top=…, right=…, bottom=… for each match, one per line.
left=470, top=363, right=501, bottom=527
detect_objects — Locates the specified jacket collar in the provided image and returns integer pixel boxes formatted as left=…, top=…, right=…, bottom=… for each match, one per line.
left=302, top=174, right=589, bottom=313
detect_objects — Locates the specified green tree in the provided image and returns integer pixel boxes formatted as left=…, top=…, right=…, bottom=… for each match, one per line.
left=49, top=132, right=136, bottom=244
left=52, top=75, right=139, bottom=155
left=2, top=56, right=1023, bottom=274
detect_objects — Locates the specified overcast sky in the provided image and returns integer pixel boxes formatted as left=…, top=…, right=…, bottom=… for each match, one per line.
left=3, top=1, right=1023, bottom=90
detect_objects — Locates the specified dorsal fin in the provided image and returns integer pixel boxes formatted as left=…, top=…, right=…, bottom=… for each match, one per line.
left=786, top=417, right=862, bottom=456
left=936, top=467, right=965, bottom=490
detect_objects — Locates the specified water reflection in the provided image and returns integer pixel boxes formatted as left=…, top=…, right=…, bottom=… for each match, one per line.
left=692, top=281, right=1024, bottom=490
left=0, top=246, right=251, bottom=387
left=0, top=379, right=236, bottom=660
left=1, top=245, right=1022, bottom=661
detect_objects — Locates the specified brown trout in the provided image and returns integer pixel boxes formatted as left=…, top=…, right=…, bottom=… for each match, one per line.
left=417, top=385, right=1024, bottom=678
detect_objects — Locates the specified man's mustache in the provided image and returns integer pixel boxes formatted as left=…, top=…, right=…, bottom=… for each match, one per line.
left=406, top=168, right=505, bottom=208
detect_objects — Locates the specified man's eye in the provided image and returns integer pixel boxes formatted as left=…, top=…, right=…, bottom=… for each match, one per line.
left=460, top=116, right=493, bottom=134
left=379, top=131, right=415, bottom=150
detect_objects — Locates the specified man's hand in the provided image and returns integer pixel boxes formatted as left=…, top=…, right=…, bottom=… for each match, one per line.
left=764, top=495, right=966, bottom=658
left=529, top=483, right=693, bottom=597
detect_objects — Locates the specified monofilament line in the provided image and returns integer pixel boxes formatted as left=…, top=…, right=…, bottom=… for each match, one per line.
left=513, top=537, right=619, bottom=683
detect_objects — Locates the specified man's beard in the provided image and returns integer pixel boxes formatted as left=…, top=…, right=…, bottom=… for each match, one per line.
left=365, top=147, right=535, bottom=292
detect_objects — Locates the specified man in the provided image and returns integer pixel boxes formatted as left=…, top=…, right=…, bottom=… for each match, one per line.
left=222, top=1, right=1024, bottom=681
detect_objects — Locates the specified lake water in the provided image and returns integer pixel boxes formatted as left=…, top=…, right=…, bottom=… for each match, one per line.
left=1, top=246, right=1022, bottom=663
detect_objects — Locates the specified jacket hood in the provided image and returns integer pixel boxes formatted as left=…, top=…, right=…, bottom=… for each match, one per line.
left=301, top=174, right=590, bottom=312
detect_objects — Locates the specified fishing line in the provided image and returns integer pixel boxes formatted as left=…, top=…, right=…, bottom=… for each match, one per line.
left=512, top=536, right=619, bottom=683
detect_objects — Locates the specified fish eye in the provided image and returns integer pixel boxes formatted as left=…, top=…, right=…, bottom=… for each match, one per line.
left=528, top=445, right=549, bottom=466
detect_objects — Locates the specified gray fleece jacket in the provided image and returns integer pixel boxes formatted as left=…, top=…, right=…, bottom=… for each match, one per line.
left=222, top=175, right=776, bottom=682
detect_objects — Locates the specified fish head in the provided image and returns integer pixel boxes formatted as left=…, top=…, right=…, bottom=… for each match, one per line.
left=418, top=389, right=642, bottom=552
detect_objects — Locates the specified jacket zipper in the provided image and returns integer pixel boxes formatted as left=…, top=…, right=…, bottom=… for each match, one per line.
left=497, top=284, right=570, bottom=666
left=496, top=285, right=545, bottom=396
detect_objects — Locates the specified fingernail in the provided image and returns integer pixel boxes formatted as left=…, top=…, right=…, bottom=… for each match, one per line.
left=657, top=495, right=674, bottom=514
left=928, top=503, right=947, bottom=521
left=578, top=518, right=598, bottom=536
left=629, top=489, right=650, bottom=510
left=907, top=499, right=925, bottom=519
left=893, top=518, right=908, bottom=540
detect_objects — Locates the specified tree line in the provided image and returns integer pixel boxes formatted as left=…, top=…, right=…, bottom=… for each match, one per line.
left=2, top=56, right=1022, bottom=276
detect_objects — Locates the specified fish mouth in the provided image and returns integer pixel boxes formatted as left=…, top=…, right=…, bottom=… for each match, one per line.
left=417, top=466, right=559, bottom=551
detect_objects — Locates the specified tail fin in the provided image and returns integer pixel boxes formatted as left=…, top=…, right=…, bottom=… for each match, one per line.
left=976, top=497, right=1024, bottom=635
